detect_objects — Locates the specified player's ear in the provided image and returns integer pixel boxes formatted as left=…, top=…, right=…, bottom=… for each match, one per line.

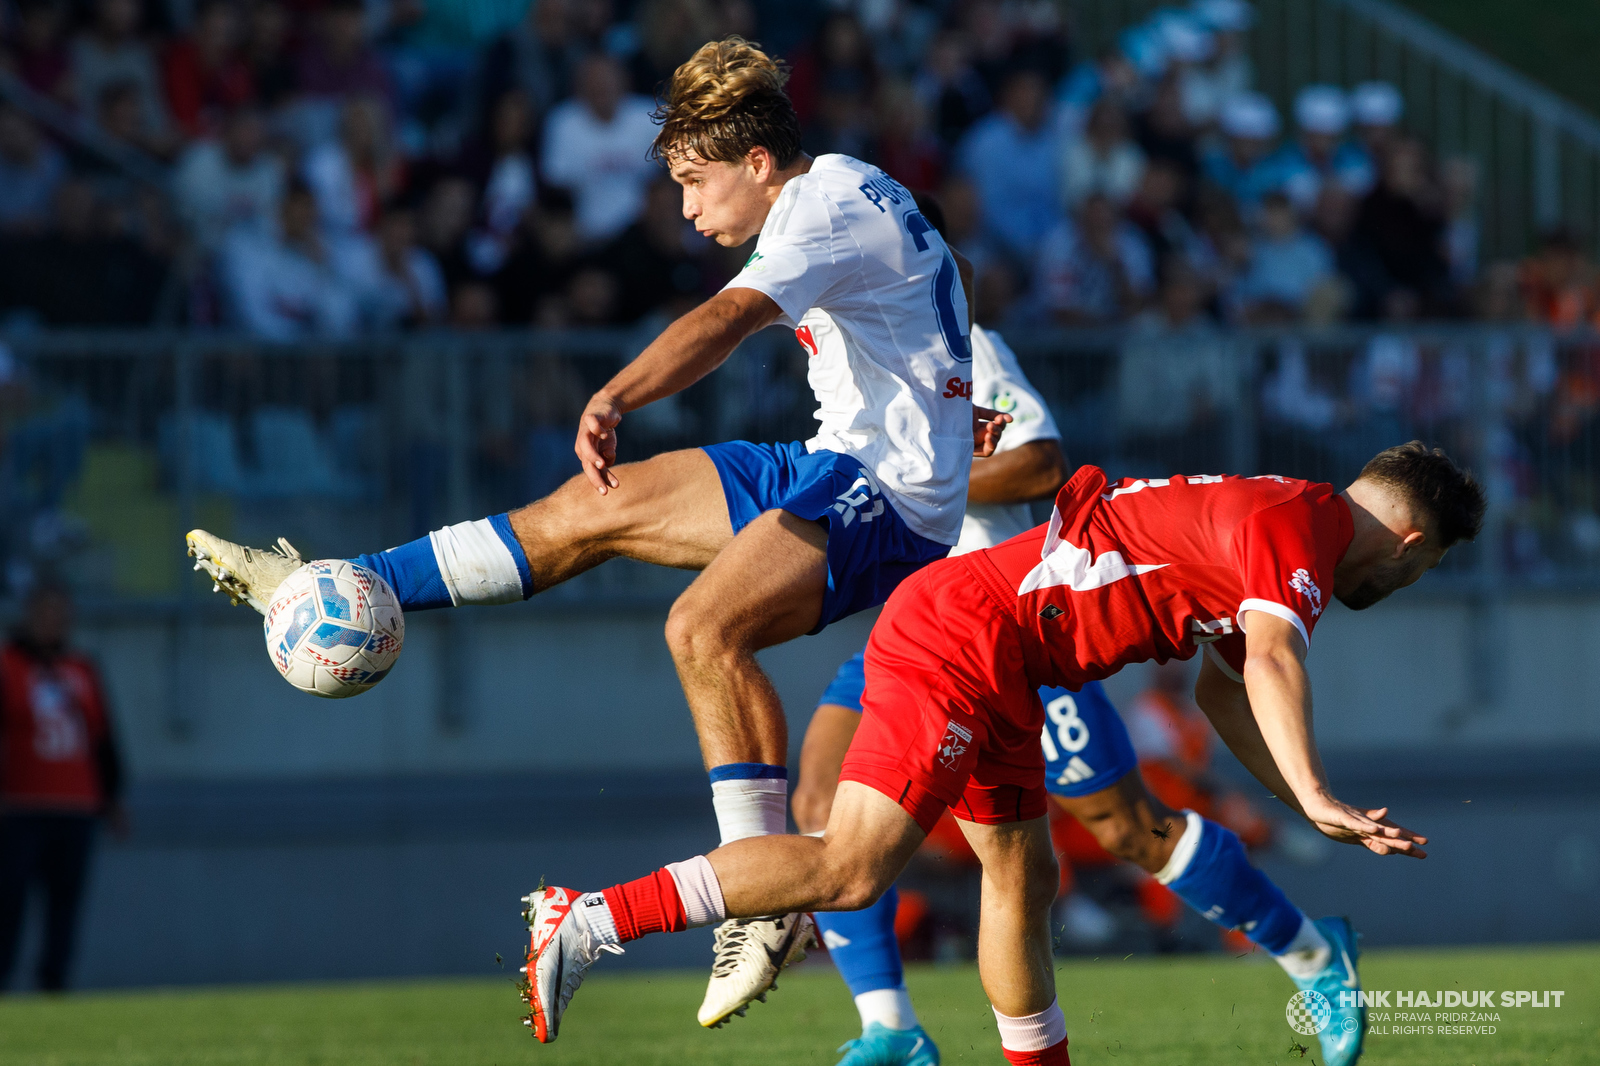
left=1395, top=529, right=1426, bottom=558
left=746, top=145, right=774, bottom=182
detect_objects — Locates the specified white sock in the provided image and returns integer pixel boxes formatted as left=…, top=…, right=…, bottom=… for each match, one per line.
left=993, top=998, right=1069, bottom=1052
left=1153, top=810, right=1205, bottom=884
left=710, top=778, right=788, bottom=844
left=429, top=518, right=526, bottom=605
left=856, top=987, right=919, bottom=1031
left=574, top=891, right=621, bottom=947
left=665, top=856, right=727, bottom=927
left=1274, top=916, right=1333, bottom=979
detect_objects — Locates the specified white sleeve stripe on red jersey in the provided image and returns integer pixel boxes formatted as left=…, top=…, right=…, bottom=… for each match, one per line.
left=1204, top=644, right=1245, bottom=683
left=1236, top=598, right=1311, bottom=650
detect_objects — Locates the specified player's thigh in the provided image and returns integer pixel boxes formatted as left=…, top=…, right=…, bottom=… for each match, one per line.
left=794, top=704, right=862, bottom=833
left=510, top=447, right=732, bottom=569
left=955, top=815, right=1058, bottom=908
left=667, top=508, right=829, bottom=653
left=817, top=780, right=929, bottom=908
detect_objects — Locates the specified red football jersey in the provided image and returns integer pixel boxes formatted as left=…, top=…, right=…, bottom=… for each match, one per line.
left=0, top=644, right=112, bottom=812
left=966, top=466, right=1353, bottom=688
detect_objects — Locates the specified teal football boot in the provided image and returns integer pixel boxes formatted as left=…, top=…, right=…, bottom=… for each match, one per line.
left=1291, top=916, right=1365, bottom=1066
left=834, top=1022, right=940, bottom=1066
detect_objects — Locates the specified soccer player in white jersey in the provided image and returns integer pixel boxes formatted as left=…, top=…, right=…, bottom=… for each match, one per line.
left=794, top=294, right=1070, bottom=1065
left=182, top=38, right=1007, bottom=1034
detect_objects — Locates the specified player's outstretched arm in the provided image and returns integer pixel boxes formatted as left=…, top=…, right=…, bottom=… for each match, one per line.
left=576, top=287, right=782, bottom=493
left=1214, top=613, right=1429, bottom=858
left=967, top=438, right=1068, bottom=504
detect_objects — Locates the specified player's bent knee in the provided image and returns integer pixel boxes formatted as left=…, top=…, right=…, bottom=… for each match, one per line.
left=814, top=845, right=896, bottom=911
left=662, top=595, right=734, bottom=661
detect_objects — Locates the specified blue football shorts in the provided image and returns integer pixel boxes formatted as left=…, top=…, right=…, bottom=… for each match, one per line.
left=818, top=650, right=1139, bottom=798
left=704, top=441, right=952, bottom=634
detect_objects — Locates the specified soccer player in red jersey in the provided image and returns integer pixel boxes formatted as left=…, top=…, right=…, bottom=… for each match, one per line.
left=519, top=442, right=1485, bottom=1064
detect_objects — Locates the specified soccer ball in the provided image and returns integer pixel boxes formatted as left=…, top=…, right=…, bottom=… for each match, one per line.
left=263, top=560, right=404, bottom=698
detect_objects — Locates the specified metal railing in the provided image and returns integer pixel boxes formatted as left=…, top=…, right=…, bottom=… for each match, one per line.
left=1073, top=0, right=1600, bottom=259
left=3, top=324, right=1595, bottom=605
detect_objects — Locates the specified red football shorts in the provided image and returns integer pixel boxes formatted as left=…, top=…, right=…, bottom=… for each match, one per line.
left=839, top=556, right=1049, bottom=834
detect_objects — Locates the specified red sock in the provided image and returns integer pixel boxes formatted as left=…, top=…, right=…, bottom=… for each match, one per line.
left=1001, top=1038, right=1070, bottom=1066
left=601, top=869, right=687, bottom=943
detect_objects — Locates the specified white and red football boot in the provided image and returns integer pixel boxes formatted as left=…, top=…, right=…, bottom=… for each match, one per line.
left=519, top=886, right=623, bottom=1042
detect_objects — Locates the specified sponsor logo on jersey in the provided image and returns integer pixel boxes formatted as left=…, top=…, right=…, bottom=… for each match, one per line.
left=938, top=720, right=973, bottom=771
left=795, top=325, right=819, bottom=356
left=943, top=377, right=973, bottom=399
left=1288, top=568, right=1324, bottom=616
left=990, top=389, right=1019, bottom=413
left=743, top=250, right=765, bottom=271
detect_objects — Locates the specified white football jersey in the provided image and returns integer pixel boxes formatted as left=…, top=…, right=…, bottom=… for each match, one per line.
left=723, top=154, right=974, bottom=545
left=951, top=325, right=1062, bottom=556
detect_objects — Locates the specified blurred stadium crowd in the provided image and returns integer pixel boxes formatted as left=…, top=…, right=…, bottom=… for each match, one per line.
left=0, top=0, right=1588, bottom=335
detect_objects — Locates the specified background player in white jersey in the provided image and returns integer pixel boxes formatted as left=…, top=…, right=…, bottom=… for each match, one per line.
left=790, top=195, right=1069, bottom=1066
left=182, top=38, right=1007, bottom=1032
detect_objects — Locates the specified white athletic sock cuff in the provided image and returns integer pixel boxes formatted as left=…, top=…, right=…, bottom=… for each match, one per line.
left=665, top=856, right=726, bottom=928
left=856, top=987, right=918, bottom=1031
left=1275, top=915, right=1332, bottom=978
left=429, top=519, right=524, bottom=606
left=993, top=999, right=1069, bottom=1052
left=711, top=779, right=789, bottom=844
left=575, top=891, right=620, bottom=946
left=1154, top=810, right=1206, bottom=885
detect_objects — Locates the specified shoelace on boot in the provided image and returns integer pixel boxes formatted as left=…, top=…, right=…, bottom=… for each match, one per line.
left=709, top=919, right=771, bottom=978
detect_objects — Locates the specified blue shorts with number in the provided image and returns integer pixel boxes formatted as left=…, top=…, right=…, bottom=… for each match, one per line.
left=704, top=441, right=952, bottom=634
left=819, top=652, right=1138, bottom=798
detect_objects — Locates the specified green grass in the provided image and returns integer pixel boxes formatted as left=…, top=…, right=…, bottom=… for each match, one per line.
left=0, top=945, right=1592, bottom=1065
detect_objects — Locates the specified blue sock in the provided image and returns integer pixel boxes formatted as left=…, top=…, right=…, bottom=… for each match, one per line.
left=816, top=885, right=904, bottom=996
left=1162, top=813, right=1303, bottom=954
left=352, top=514, right=531, bottom=611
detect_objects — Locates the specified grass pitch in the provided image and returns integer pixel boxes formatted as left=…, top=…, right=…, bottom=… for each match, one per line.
left=0, top=945, right=1591, bottom=1065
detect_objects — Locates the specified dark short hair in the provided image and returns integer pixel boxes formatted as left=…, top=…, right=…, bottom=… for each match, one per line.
left=1358, top=441, right=1486, bottom=547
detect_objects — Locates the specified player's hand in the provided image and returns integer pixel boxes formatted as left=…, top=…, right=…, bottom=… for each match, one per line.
left=1300, top=793, right=1428, bottom=859
left=973, top=405, right=1011, bottom=457
left=576, top=394, right=623, bottom=494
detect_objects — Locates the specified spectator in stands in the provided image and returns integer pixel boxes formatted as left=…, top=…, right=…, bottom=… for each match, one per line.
left=335, top=204, right=447, bottom=329
left=173, top=104, right=284, bottom=252
left=916, top=29, right=990, bottom=150
left=1055, top=44, right=1139, bottom=138
left=241, top=0, right=296, bottom=110
left=415, top=173, right=479, bottom=293
left=1034, top=192, right=1154, bottom=324
left=1191, top=182, right=1252, bottom=300
left=476, top=88, right=537, bottom=244
left=495, top=186, right=581, bottom=323
left=873, top=79, right=942, bottom=191
left=450, top=280, right=499, bottom=328
left=1518, top=225, right=1600, bottom=328
left=1349, top=137, right=1452, bottom=317
left=603, top=176, right=709, bottom=323
left=1350, top=80, right=1403, bottom=166
left=162, top=0, right=254, bottom=139
left=1123, top=160, right=1202, bottom=273
left=1275, top=85, right=1374, bottom=211
left=296, top=0, right=392, bottom=103
left=1133, top=71, right=1200, bottom=191
left=220, top=179, right=360, bottom=338
left=97, top=77, right=176, bottom=158
left=957, top=66, right=1060, bottom=264
left=1062, top=98, right=1144, bottom=210
left=0, top=177, right=169, bottom=325
left=1189, top=0, right=1254, bottom=116
left=9, top=0, right=73, bottom=104
left=1441, top=156, right=1480, bottom=289
left=540, top=52, right=659, bottom=243
left=481, top=0, right=582, bottom=123
left=0, top=580, right=125, bottom=993
left=0, top=106, right=66, bottom=232
left=71, top=0, right=169, bottom=143
left=1231, top=190, right=1338, bottom=323
left=1200, top=91, right=1282, bottom=213
left=303, top=95, right=403, bottom=234
left=788, top=11, right=878, bottom=130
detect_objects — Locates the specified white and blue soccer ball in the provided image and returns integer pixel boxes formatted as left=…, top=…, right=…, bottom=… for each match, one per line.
left=263, top=560, right=404, bottom=698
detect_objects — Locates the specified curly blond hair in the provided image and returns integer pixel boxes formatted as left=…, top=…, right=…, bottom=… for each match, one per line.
left=652, top=37, right=802, bottom=167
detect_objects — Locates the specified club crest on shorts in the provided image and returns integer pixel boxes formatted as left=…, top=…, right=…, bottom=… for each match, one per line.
left=938, top=719, right=973, bottom=771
